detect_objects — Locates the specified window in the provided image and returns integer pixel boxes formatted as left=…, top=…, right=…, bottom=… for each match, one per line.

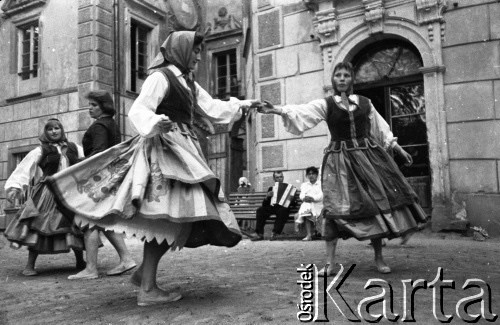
left=18, top=21, right=39, bottom=80
left=130, top=20, right=150, bottom=92
left=214, top=49, right=238, bottom=99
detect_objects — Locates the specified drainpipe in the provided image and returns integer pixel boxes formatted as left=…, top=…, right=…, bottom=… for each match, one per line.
left=113, top=0, right=122, bottom=139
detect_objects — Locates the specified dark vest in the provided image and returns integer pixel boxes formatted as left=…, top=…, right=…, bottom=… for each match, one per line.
left=38, top=143, right=79, bottom=176
left=325, top=95, right=372, bottom=141
left=154, top=67, right=195, bottom=125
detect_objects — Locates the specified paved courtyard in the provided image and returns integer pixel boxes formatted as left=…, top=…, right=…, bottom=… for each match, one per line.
left=0, top=229, right=499, bottom=324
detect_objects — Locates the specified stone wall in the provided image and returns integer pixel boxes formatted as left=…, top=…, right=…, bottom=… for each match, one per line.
left=0, top=1, right=80, bottom=208
left=252, top=0, right=327, bottom=191
left=442, top=1, right=500, bottom=234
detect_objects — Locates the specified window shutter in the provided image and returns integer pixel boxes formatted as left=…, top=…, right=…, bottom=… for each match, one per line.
left=9, top=26, right=18, bottom=75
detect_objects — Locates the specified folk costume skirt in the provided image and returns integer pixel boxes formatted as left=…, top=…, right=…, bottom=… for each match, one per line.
left=321, top=138, right=428, bottom=241
left=46, top=128, right=242, bottom=250
left=4, top=181, right=85, bottom=253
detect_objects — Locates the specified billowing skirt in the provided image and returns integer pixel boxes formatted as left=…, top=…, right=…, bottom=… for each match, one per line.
left=321, top=138, right=428, bottom=240
left=4, top=182, right=84, bottom=253
left=46, top=129, right=242, bottom=250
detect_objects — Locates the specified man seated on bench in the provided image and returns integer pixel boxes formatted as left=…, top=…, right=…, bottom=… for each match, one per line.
left=251, top=171, right=295, bottom=241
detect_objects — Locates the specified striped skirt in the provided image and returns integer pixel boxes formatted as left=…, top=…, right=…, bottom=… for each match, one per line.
left=46, top=128, right=242, bottom=250
left=4, top=182, right=84, bottom=253
left=321, top=138, right=428, bottom=240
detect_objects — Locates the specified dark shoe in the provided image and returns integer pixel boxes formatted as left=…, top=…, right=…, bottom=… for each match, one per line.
left=269, top=233, right=278, bottom=241
left=251, top=234, right=264, bottom=241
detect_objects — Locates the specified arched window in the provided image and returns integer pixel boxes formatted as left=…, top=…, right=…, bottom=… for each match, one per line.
left=353, top=40, right=423, bottom=84
left=353, top=40, right=431, bottom=211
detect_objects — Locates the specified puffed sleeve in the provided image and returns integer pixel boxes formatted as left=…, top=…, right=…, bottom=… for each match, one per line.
left=128, top=72, right=169, bottom=138
left=76, top=144, right=85, bottom=159
left=5, top=147, right=42, bottom=190
left=368, top=100, right=398, bottom=149
left=195, top=82, right=254, bottom=124
left=280, top=99, right=327, bottom=136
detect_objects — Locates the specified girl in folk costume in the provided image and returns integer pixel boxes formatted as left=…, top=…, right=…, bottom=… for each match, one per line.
left=4, top=119, right=86, bottom=276
left=47, top=31, right=257, bottom=306
left=257, top=62, right=427, bottom=275
left=295, top=166, right=323, bottom=241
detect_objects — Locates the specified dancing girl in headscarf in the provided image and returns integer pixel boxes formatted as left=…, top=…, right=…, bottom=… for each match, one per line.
left=4, top=118, right=86, bottom=276
left=47, top=31, right=257, bottom=306
left=256, top=62, right=428, bottom=275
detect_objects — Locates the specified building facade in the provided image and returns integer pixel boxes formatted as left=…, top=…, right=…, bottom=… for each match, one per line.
left=1, top=0, right=500, bottom=236
left=245, top=0, right=500, bottom=235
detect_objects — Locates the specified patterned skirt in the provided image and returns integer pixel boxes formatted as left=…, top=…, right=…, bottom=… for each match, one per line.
left=4, top=182, right=84, bottom=253
left=321, top=138, right=428, bottom=240
left=46, top=129, right=242, bottom=250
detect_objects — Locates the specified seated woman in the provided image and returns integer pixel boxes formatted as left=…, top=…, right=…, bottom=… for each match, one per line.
left=236, top=177, right=253, bottom=194
left=295, top=166, right=323, bottom=241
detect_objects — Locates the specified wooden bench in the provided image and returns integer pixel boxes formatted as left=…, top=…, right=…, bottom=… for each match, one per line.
left=228, top=191, right=302, bottom=237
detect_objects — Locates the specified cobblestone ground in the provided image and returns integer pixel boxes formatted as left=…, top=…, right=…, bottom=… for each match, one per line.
left=0, top=230, right=499, bottom=325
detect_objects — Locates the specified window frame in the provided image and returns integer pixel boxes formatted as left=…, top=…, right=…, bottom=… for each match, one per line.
left=213, top=49, right=239, bottom=99
left=124, top=9, right=158, bottom=94
left=11, top=13, right=42, bottom=96
left=17, top=21, right=39, bottom=81
left=130, top=19, right=151, bottom=93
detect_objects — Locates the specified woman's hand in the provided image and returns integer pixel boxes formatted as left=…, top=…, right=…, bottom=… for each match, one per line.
left=6, top=188, right=21, bottom=204
left=304, top=196, right=314, bottom=203
left=239, top=100, right=260, bottom=115
left=256, top=100, right=282, bottom=115
left=157, top=115, right=176, bottom=133
left=397, top=146, right=413, bottom=166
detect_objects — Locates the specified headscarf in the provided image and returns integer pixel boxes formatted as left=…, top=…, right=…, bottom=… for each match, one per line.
left=148, top=31, right=197, bottom=74
left=39, top=118, right=67, bottom=144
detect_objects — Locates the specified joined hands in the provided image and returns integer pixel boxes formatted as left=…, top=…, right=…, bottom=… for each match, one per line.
left=244, top=100, right=279, bottom=115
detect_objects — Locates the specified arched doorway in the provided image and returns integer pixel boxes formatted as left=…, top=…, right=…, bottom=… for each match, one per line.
left=352, top=39, right=431, bottom=213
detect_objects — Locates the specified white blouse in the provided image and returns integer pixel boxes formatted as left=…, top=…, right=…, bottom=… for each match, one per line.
left=128, top=64, right=254, bottom=138
left=5, top=144, right=84, bottom=190
left=280, top=95, right=398, bottom=149
left=299, top=181, right=324, bottom=217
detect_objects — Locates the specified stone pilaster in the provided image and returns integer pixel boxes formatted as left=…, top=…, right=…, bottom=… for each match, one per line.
left=77, top=0, right=114, bottom=109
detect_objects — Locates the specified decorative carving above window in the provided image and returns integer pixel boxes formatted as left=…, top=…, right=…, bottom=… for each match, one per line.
left=206, top=7, right=242, bottom=35
left=416, top=0, right=447, bottom=25
left=353, top=42, right=423, bottom=84
left=313, top=8, right=339, bottom=47
left=362, top=0, right=385, bottom=34
left=415, top=0, right=447, bottom=41
left=1, top=0, right=46, bottom=17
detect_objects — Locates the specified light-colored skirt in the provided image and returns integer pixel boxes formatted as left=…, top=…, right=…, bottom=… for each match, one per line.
left=47, top=129, right=242, bottom=250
